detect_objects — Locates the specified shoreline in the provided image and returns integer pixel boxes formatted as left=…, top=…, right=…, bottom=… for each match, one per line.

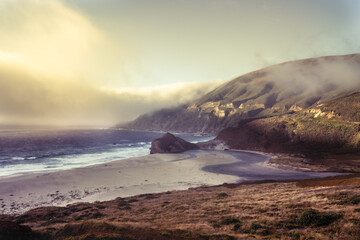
left=0, top=151, right=240, bottom=215
left=7, top=168, right=360, bottom=240
left=202, top=150, right=342, bottom=182
left=0, top=149, right=344, bottom=215
left=267, top=152, right=360, bottom=173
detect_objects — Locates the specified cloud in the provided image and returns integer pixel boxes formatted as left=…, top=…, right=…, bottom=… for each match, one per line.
left=265, top=54, right=360, bottom=103
left=3, top=1, right=357, bottom=127
left=0, top=0, right=120, bottom=84
left=0, top=61, right=223, bottom=126
left=0, top=0, right=224, bottom=127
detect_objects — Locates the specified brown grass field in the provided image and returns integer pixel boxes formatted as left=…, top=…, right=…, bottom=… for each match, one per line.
left=2, top=174, right=360, bottom=239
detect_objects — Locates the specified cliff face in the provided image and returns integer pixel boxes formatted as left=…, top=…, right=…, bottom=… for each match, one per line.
left=121, top=54, right=360, bottom=134
left=216, top=92, right=360, bottom=157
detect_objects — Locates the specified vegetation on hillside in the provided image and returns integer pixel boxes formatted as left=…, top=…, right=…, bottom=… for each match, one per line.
left=121, top=54, right=360, bottom=135
left=2, top=174, right=360, bottom=239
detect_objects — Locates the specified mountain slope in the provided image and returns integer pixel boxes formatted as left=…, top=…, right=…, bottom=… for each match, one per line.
left=215, top=92, right=360, bottom=171
left=217, top=92, right=360, bottom=153
left=121, top=54, right=360, bottom=134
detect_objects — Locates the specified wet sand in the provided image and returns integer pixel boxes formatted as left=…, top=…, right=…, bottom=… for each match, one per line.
left=203, top=150, right=343, bottom=182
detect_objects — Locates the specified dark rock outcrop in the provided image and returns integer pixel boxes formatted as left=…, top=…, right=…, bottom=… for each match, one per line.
left=150, top=133, right=199, bottom=154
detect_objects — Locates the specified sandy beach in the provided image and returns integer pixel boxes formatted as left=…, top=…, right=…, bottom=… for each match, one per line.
left=0, top=150, right=344, bottom=215
left=0, top=151, right=240, bottom=215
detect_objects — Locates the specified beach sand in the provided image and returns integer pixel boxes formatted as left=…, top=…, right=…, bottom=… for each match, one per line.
left=0, top=151, right=241, bottom=215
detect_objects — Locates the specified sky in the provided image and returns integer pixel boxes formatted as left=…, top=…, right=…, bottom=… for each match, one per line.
left=0, top=0, right=359, bottom=126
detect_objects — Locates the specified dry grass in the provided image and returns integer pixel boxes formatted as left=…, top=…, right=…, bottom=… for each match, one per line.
left=8, top=174, right=360, bottom=239
left=296, top=174, right=360, bottom=187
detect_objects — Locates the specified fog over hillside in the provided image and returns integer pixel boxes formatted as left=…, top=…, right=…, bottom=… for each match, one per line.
left=124, top=54, right=360, bottom=133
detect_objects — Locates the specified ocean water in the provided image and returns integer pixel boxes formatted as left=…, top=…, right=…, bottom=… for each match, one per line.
left=0, top=128, right=213, bottom=178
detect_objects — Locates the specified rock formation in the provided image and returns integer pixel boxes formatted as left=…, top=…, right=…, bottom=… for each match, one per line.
left=150, top=133, right=200, bottom=154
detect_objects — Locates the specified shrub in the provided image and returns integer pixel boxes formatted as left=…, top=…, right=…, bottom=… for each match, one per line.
left=288, top=231, right=301, bottom=240
left=217, top=193, right=229, bottom=199
left=0, top=220, right=48, bottom=240
left=55, top=222, right=119, bottom=238
left=331, top=192, right=360, bottom=205
left=250, top=222, right=262, bottom=230
left=297, top=209, right=343, bottom=227
left=232, top=223, right=241, bottom=231
left=95, top=205, right=106, bottom=209
left=117, top=200, right=128, bottom=207
left=349, top=196, right=360, bottom=205
left=117, top=199, right=131, bottom=210
left=258, top=228, right=270, bottom=236
left=141, top=194, right=158, bottom=200
left=162, top=201, right=171, bottom=207
left=220, top=217, right=240, bottom=225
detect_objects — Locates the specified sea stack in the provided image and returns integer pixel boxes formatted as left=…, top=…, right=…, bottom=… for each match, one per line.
left=150, top=133, right=200, bottom=154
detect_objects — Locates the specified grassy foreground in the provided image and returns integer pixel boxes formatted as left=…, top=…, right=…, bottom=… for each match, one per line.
left=1, top=174, right=360, bottom=240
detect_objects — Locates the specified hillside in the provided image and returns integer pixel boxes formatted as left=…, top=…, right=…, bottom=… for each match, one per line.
left=121, top=54, right=360, bottom=134
left=2, top=174, right=360, bottom=239
left=218, top=92, right=360, bottom=153
left=215, top=92, right=360, bottom=171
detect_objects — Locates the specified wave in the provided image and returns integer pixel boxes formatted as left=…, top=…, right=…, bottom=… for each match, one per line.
left=0, top=129, right=213, bottom=178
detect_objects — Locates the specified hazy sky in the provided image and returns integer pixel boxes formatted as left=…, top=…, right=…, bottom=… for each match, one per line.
left=0, top=0, right=359, bottom=126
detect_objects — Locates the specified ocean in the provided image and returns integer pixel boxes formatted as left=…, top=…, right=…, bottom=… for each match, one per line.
left=0, top=128, right=213, bottom=178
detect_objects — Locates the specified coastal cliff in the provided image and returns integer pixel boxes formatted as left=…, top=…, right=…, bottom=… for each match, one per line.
left=216, top=92, right=360, bottom=155
left=121, top=54, right=360, bottom=135
left=215, top=92, right=360, bottom=172
left=121, top=54, right=360, bottom=171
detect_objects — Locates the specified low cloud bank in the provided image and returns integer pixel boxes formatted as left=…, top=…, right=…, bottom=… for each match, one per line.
left=0, top=62, right=223, bottom=126
left=265, top=54, right=360, bottom=102
left=0, top=0, right=224, bottom=127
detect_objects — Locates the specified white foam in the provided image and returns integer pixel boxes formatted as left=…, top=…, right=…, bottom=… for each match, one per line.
left=189, top=136, right=214, bottom=143
left=0, top=144, right=152, bottom=178
left=0, top=163, right=52, bottom=177
left=0, top=132, right=213, bottom=178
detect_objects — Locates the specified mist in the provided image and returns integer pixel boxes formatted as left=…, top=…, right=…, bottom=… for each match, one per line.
left=265, top=54, right=360, bottom=103
left=0, top=0, right=226, bottom=127
left=0, top=62, right=223, bottom=126
left=1, top=0, right=359, bottom=127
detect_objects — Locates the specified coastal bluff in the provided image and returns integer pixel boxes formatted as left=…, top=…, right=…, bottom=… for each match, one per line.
left=150, top=133, right=199, bottom=154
